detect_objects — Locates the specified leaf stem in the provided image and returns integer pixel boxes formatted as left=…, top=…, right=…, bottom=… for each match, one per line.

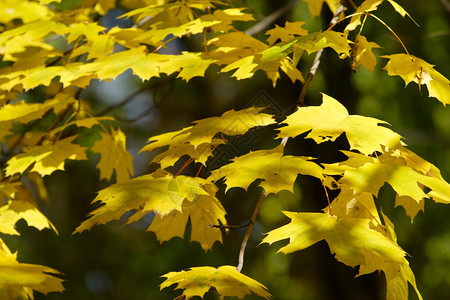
left=237, top=189, right=266, bottom=272
left=368, top=13, right=409, bottom=54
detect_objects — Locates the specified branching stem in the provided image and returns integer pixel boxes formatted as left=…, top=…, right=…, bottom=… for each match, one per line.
left=237, top=189, right=266, bottom=272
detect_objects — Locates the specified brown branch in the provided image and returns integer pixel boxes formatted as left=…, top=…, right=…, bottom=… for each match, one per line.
left=296, top=3, right=346, bottom=106
left=237, top=189, right=266, bottom=272
left=441, top=0, right=450, bottom=12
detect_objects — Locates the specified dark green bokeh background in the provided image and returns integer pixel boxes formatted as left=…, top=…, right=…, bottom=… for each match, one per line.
left=2, top=0, right=450, bottom=299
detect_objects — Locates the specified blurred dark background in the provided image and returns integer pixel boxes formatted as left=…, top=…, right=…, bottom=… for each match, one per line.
left=2, top=0, right=449, bottom=299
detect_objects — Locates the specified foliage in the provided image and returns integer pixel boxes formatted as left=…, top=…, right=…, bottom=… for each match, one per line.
left=0, top=0, right=449, bottom=299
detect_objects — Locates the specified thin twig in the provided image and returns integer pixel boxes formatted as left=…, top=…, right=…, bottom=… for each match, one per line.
left=237, top=189, right=266, bottom=272
left=209, top=223, right=250, bottom=229
left=95, top=86, right=151, bottom=116
left=245, top=0, right=301, bottom=36
left=296, top=3, right=345, bottom=106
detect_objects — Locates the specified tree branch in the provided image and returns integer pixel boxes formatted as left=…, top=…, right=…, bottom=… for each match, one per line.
left=245, top=0, right=301, bottom=36
left=296, top=3, right=346, bottom=106
left=441, top=0, right=450, bottom=12
left=237, top=189, right=266, bottom=272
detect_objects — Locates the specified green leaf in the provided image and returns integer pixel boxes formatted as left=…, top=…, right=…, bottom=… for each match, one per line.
left=160, top=265, right=272, bottom=299
left=209, top=145, right=324, bottom=195
left=277, top=93, right=402, bottom=155
left=262, top=212, right=406, bottom=267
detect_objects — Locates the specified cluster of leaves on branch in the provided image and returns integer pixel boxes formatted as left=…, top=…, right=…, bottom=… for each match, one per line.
left=0, top=0, right=449, bottom=299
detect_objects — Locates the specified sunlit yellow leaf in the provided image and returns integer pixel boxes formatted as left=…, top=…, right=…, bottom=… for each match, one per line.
left=383, top=54, right=450, bottom=105
left=74, top=170, right=211, bottom=233
left=0, top=239, right=64, bottom=298
left=358, top=214, right=423, bottom=300
left=345, top=0, right=383, bottom=32
left=265, top=21, right=308, bottom=45
left=0, top=186, right=57, bottom=235
left=326, top=151, right=450, bottom=205
left=0, top=1, right=52, bottom=24
left=5, top=136, right=87, bottom=177
left=161, top=265, right=272, bottom=299
left=329, top=190, right=381, bottom=223
left=21, top=63, right=91, bottom=90
left=262, top=212, right=405, bottom=267
left=277, top=94, right=402, bottom=155
left=80, top=47, right=160, bottom=80
left=159, top=52, right=217, bottom=81
left=147, top=183, right=227, bottom=251
left=204, top=8, right=255, bottom=32
left=0, top=98, right=70, bottom=124
left=91, top=128, right=134, bottom=183
left=296, top=31, right=351, bottom=57
left=142, top=107, right=274, bottom=150
left=209, top=145, right=323, bottom=195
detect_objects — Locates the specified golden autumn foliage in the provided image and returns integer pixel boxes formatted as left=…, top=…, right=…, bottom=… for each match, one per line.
left=0, top=0, right=449, bottom=299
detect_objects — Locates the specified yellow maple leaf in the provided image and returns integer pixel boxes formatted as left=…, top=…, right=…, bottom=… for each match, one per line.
left=265, top=21, right=308, bottom=45
left=147, top=183, right=227, bottom=251
left=296, top=31, right=351, bottom=57
left=326, top=151, right=450, bottom=206
left=0, top=98, right=66, bottom=124
left=350, top=34, right=381, bottom=73
left=5, top=136, right=87, bottom=177
left=383, top=53, right=450, bottom=105
left=358, top=214, right=423, bottom=300
left=0, top=185, right=57, bottom=235
left=209, top=145, right=323, bottom=195
left=79, top=46, right=160, bottom=81
left=159, top=52, right=217, bottom=81
left=345, top=0, right=383, bottom=32
left=91, top=128, right=134, bottom=183
left=141, top=107, right=275, bottom=152
left=262, top=212, right=406, bottom=267
left=74, top=170, right=211, bottom=233
left=0, top=238, right=64, bottom=298
left=0, top=0, right=52, bottom=24
left=277, top=93, right=402, bottom=155
left=160, top=265, right=272, bottom=299
left=203, top=8, right=255, bottom=33
left=328, top=191, right=381, bottom=223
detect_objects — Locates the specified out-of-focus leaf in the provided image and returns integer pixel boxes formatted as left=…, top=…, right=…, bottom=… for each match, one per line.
left=5, top=136, right=87, bottom=177
left=91, top=128, right=134, bottom=183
